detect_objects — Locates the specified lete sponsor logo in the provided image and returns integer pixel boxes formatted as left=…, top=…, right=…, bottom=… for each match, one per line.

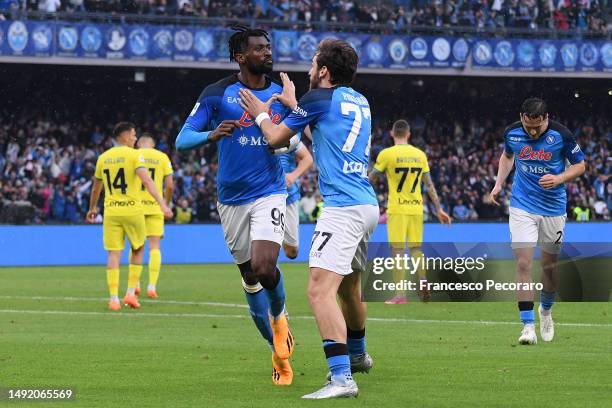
left=518, top=146, right=552, bottom=161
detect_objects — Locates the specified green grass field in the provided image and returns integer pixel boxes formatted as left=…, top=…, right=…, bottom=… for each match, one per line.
left=0, top=264, right=610, bottom=407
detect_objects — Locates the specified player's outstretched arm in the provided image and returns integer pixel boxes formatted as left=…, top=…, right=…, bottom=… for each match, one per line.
left=539, top=161, right=585, bottom=189
left=137, top=168, right=173, bottom=219
left=238, top=88, right=296, bottom=147
left=286, top=143, right=313, bottom=187
left=490, top=151, right=514, bottom=206
left=423, top=172, right=452, bottom=225
left=86, top=178, right=103, bottom=223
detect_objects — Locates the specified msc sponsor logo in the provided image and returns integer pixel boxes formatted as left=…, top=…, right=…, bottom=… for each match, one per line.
left=518, top=146, right=552, bottom=161
left=238, top=135, right=269, bottom=147
left=521, top=164, right=550, bottom=174
left=342, top=161, right=368, bottom=177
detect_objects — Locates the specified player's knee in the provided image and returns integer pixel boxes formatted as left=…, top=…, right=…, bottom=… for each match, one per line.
left=283, top=244, right=298, bottom=259
left=250, top=254, right=277, bottom=287
left=516, top=257, right=533, bottom=274
left=307, top=279, right=330, bottom=306
left=237, top=261, right=258, bottom=286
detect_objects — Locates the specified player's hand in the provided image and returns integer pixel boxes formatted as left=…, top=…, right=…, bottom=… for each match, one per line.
left=489, top=185, right=502, bottom=206
left=86, top=208, right=98, bottom=223
left=539, top=174, right=562, bottom=189
left=285, top=173, right=297, bottom=188
left=209, top=120, right=240, bottom=143
left=437, top=209, right=452, bottom=225
left=276, top=72, right=297, bottom=110
left=161, top=204, right=173, bottom=220
left=238, top=88, right=272, bottom=119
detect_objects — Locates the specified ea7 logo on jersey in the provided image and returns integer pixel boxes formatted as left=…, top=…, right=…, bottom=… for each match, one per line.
left=571, top=145, right=581, bottom=154
left=189, top=102, right=200, bottom=116
left=342, top=161, right=368, bottom=177
left=292, top=106, right=308, bottom=117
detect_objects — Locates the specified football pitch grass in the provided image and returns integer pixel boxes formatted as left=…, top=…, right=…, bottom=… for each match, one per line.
left=0, top=264, right=610, bottom=407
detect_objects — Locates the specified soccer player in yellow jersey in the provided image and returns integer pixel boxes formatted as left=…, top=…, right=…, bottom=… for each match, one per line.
left=87, top=122, right=172, bottom=311
left=136, top=133, right=174, bottom=299
left=370, top=120, right=451, bottom=304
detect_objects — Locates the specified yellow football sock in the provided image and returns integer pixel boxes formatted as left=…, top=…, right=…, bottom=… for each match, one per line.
left=106, top=268, right=120, bottom=297
left=411, top=248, right=426, bottom=281
left=128, top=264, right=143, bottom=290
left=392, top=264, right=406, bottom=296
left=148, top=249, right=161, bottom=287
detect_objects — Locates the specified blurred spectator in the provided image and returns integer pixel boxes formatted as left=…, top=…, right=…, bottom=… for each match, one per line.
left=1, top=0, right=605, bottom=34
left=175, top=197, right=192, bottom=224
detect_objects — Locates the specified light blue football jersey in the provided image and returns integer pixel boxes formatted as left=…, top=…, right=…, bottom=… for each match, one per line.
left=283, top=86, right=377, bottom=208
left=176, top=74, right=289, bottom=205
left=504, top=120, right=585, bottom=216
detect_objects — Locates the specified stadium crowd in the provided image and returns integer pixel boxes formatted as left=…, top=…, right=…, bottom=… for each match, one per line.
left=0, top=107, right=609, bottom=224
left=0, top=0, right=608, bottom=33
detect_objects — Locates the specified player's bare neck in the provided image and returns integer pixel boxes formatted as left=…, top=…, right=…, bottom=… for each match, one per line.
left=237, top=70, right=267, bottom=90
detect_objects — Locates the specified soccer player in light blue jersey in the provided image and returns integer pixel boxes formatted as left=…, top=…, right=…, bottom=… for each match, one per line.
left=239, top=39, right=379, bottom=399
left=175, top=26, right=295, bottom=385
left=278, top=131, right=313, bottom=259
left=490, top=98, right=585, bottom=345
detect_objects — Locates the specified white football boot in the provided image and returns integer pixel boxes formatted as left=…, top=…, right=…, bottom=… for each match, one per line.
left=539, top=306, right=555, bottom=342
left=518, top=323, right=538, bottom=345
left=302, top=378, right=358, bottom=399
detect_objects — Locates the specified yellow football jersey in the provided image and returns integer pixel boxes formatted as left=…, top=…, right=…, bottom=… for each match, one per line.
left=94, top=145, right=145, bottom=216
left=374, top=144, right=430, bottom=215
left=138, top=148, right=173, bottom=215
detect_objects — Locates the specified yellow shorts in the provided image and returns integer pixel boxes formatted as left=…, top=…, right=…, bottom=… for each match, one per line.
left=103, top=214, right=146, bottom=251
left=387, top=213, right=423, bottom=249
left=144, top=213, right=165, bottom=237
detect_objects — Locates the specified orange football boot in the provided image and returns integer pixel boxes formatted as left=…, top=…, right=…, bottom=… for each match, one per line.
left=269, top=314, right=295, bottom=359
left=108, top=299, right=121, bottom=311
left=272, top=352, right=293, bottom=386
left=123, top=293, right=140, bottom=309
left=147, top=289, right=158, bottom=299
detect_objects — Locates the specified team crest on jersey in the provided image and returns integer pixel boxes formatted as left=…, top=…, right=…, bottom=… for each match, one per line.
left=545, top=135, right=555, bottom=145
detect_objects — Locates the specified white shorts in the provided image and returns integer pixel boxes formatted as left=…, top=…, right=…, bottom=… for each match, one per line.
left=309, top=204, right=379, bottom=276
left=218, top=194, right=287, bottom=264
left=509, top=207, right=566, bottom=254
left=283, top=201, right=299, bottom=248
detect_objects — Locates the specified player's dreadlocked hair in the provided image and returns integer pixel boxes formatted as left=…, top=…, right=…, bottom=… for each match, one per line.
left=228, top=25, right=270, bottom=62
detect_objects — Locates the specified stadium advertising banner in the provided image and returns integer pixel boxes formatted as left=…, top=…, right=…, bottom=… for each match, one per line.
left=0, top=19, right=610, bottom=72
left=471, top=38, right=612, bottom=72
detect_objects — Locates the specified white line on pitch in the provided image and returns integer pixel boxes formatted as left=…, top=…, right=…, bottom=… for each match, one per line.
left=0, top=295, right=248, bottom=309
left=0, top=308, right=610, bottom=328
